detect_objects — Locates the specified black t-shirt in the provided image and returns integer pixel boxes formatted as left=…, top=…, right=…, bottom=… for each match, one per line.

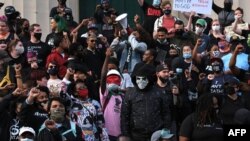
left=141, top=2, right=163, bottom=34
left=45, top=32, right=57, bottom=48
left=180, top=113, right=223, bottom=141
left=24, top=41, right=52, bottom=67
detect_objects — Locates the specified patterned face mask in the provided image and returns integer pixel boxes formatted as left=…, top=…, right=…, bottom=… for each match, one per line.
left=136, top=76, right=149, bottom=89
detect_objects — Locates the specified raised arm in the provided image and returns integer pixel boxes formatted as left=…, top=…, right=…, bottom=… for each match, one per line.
left=192, top=39, right=203, bottom=64
left=137, top=0, right=144, bottom=6
left=212, top=0, right=223, bottom=14
left=229, top=44, right=242, bottom=75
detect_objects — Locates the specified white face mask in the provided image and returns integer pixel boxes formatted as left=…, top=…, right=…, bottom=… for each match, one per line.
left=212, top=25, right=220, bottom=31
left=195, top=27, right=203, bottom=34
left=20, top=138, right=34, bottom=141
left=136, top=76, right=149, bottom=89
left=15, top=46, right=24, bottom=55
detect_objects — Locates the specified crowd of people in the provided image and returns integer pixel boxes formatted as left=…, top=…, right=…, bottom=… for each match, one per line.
left=0, top=0, right=250, bottom=141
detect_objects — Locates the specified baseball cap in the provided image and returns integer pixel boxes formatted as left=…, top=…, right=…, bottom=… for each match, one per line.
left=156, top=64, right=169, bottom=72
left=151, top=129, right=174, bottom=141
left=196, top=19, right=207, bottom=27
left=107, top=69, right=121, bottom=77
left=19, top=127, right=36, bottom=136
left=87, top=23, right=98, bottom=30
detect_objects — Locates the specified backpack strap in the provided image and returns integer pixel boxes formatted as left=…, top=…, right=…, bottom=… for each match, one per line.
left=62, top=121, right=77, bottom=137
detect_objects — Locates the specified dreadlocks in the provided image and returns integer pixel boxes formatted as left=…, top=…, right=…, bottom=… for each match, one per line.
left=195, top=93, right=219, bottom=127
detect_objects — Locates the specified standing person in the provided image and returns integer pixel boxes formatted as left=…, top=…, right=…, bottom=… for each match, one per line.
left=0, top=88, right=26, bottom=141
left=18, top=127, right=36, bottom=141
left=137, top=0, right=163, bottom=35
left=153, top=0, right=179, bottom=38
left=212, top=0, right=235, bottom=31
left=46, top=32, right=69, bottom=79
left=37, top=97, right=82, bottom=141
left=179, top=94, right=223, bottom=141
left=50, top=0, right=72, bottom=18
left=100, top=48, right=125, bottom=141
left=20, top=86, right=49, bottom=133
left=24, top=24, right=51, bottom=68
left=121, top=64, right=171, bottom=141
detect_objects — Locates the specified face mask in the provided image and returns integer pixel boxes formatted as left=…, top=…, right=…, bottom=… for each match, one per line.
left=195, top=27, right=203, bottom=34
left=164, top=9, right=172, bottom=15
left=183, top=52, right=192, bottom=59
left=212, top=51, right=220, bottom=58
left=77, top=88, right=89, bottom=98
left=20, top=139, right=34, bottom=141
left=226, top=86, right=236, bottom=95
left=152, top=0, right=161, bottom=7
left=36, top=100, right=48, bottom=110
left=136, top=76, right=149, bottom=90
left=15, top=46, right=24, bottom=55
left=58, top=0, right=66, bottom=5
left=106, top=75, right=121, bottom=86
left=157, top=39, right=167, bottom=44
left=34, top=33, right=42, bottom=41
left=212, top=25, right=220, bottom=31
left=47, top=67, right=58, bottom=76
left=170, top=54, right=178, bottom=58
left=224, top=3, right=232, bottom=11
left=23, top=27, right=29, bottom=32
left=175, top=29, right=184, bottom=36
left=107, top=83, right=120, bottom=94
left=159, top=76, right=168, bottom=83
left=211, top=63, right=222, bottom=72
left=50, top=108, right=65, bottom=123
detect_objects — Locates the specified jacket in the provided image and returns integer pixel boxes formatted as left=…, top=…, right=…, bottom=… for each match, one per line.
left=121, top=85, right=171, bottom=138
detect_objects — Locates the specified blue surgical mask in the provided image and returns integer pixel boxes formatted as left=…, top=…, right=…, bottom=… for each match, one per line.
left=183, top=52, right=192, bottom=59
left=152, top=0, right=161, bottom=7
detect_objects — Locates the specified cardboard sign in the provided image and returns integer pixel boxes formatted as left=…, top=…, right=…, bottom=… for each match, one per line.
left=173, top=0, right=212, bottom=15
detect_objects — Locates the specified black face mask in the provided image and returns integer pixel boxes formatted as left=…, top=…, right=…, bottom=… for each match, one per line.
left=58, top=0, right=66, bottom=5
left=34, top=33, right=42, bottom=41
left=159, top=76, right=168, bottom=83
left=164, top=9, right=171, bottom=15
left=224, top=3, right=232, bottom=11
left=226, top=86, right=236, bottom=95
left=23, top=27, right=29, bottom=32
left=48, top=67, right=58, bottom=76
left=175, top=29, right=184, bottom=36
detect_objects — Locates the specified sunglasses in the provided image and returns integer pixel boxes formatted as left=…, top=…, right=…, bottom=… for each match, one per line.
left=48, top=65, right=56, bottom=69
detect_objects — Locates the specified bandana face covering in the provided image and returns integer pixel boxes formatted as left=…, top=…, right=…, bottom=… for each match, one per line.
left=106, top=75, right=121, bottom=86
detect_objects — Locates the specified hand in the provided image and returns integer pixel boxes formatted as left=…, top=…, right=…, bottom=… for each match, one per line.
left=199, top=73, right=206, bottom=80
left=105, top=47, right=113, bottom=57
left=196, top=38, right=203, bottom=46
left=45, top=120, right=57, bottom=130
left=66, top=68, right=75, bottom=76
left=70, top=31, right=78, bottom=37
left=207, top=74, right=215, bottom=80
left=234, top=44, right=244, bottom=54
left=81, top=18, right=89, bottom=26
left=12, top=87, right=23, bottom=96
left=14, top=64, right=22, bottom=72
left=168, top=28, right=176, bottom=34
left=190, top=11, right=196, bottom=17
left=28, top=87, right=41, bottom=99
left=134, top=14, right=140, bottom=23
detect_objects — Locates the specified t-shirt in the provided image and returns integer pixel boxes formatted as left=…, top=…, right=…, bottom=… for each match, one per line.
left=24, top=41, right=52, bottom=67
left=180, top=113, right=223, bottom=141
left=100, top=89, right=122, bottom=137
left=141, top=2, right=163, bottom=34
